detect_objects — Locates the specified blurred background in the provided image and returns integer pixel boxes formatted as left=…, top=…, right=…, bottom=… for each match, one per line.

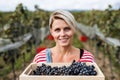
left=0, top=0, right=120, bottom=80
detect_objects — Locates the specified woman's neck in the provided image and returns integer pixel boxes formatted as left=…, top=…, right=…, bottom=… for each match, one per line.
left=54, top=45, right=74, bottom=55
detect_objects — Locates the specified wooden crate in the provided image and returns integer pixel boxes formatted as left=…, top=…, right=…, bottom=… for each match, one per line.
left=19, top=62, right=105, bottom=80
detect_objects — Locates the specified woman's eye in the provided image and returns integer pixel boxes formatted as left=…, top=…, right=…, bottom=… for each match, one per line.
left=64, top=27, right=71, bottom=31
left=55, top=28, right=60, bottom=32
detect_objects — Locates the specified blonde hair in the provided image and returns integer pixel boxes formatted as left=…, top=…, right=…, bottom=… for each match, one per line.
left=49, top=10, right=77, bottom=32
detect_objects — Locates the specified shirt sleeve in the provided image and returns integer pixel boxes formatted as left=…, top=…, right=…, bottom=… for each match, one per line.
left=33, top=49, right=47, bottom=63
left=78, top=49, right=95, bottom=63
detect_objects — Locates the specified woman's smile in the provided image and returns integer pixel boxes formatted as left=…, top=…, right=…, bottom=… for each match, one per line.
left=59, top=38, right=69, bottom=43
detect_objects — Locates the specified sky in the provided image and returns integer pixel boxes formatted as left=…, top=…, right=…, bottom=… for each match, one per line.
left=0, top=0, right=120, bottom=12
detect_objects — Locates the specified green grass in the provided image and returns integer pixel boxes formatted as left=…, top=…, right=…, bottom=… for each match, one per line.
left=0, top=46, right=35, bottom=77
left=0, top=65, right=11, bottom=76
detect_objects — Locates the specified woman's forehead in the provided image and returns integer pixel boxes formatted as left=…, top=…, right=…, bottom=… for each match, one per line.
left=52, top=19, right=68, bottom=26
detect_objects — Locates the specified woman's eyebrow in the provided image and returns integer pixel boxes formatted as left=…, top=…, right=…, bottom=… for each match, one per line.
left=64, top=26, right=71, bottom=29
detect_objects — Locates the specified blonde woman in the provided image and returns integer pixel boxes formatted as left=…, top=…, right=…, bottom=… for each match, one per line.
left=33, top=10, right=94, bottom=63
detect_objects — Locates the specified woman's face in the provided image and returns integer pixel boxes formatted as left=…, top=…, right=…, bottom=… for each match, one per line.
left=50, top=19, right=74, bottom=47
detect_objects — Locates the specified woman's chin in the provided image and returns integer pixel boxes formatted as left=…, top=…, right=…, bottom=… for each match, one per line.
left=59, top=43, right=70, bottom=47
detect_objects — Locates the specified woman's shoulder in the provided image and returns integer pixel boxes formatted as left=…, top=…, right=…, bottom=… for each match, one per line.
left=79, top=48, right=93, bottom=56
left=78, top=49, right=95, bottom=62
left=37, top=48, right=47, bottom=55
left=33, top=49, right=48, bottom=63
left=83, top=49, right=93, bottom=54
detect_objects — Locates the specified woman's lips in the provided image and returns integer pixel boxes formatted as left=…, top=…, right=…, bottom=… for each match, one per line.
left=59, top=38, right=68, bottom=42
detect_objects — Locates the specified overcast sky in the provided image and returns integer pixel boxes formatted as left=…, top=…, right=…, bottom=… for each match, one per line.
left=0, top=0, right=120, bottom=12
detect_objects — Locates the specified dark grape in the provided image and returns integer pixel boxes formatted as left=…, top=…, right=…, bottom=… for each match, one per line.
left=32, top=60, right=97, bottom=76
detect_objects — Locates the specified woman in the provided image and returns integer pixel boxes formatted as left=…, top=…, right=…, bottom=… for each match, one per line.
left=33, top=10, right=95, bottom=63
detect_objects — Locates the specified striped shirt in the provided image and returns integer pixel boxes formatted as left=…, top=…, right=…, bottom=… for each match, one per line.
left=33, top=48, right=95, bottom=63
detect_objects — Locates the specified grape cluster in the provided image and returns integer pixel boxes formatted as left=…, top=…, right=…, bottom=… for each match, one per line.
left=32, top=61, right=97, bottom=76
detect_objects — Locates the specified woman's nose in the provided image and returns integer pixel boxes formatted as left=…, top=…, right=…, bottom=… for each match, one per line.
left=60, top=30, right=66, bottom=36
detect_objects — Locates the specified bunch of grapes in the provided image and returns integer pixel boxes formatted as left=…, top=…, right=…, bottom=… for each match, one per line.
left=32, top=61, right=97, bottom=76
